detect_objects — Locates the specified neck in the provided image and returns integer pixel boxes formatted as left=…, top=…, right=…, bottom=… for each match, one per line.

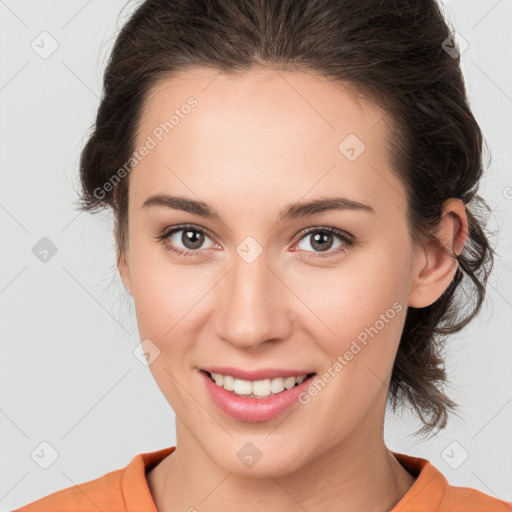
left=148, top=419, right=416, bottom=512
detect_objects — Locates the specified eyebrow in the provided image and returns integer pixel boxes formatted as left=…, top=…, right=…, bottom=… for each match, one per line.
left=142, top=193, right=375, bottom=221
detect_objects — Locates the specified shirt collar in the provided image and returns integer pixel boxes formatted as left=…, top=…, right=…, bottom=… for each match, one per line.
left=120, top=447, right=445, bottom=511
left=121, top=446, right=176, bottom=511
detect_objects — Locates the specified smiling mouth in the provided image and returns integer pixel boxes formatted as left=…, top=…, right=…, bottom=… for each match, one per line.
left=204, top=371, right=316, bottom=384
left=203, top=370, right=316, bottom=398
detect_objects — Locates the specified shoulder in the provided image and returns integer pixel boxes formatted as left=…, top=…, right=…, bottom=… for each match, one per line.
left=442, top=485, right=512, bottom=511
left=12, top=447, right=175, bottom=512
left=392, top=451, right=511, bottom=512
left=12, top=467, right=125, bottom=511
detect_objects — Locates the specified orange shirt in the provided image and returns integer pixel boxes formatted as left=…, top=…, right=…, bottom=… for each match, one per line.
left=13, top=446, right=511, bottom=511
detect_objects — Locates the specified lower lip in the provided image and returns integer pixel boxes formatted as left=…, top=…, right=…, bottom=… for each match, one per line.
left=201, top=370, right=316, bottom=423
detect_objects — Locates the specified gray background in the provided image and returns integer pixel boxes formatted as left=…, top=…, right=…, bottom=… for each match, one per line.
left=1, top=0, right=511, bottom=509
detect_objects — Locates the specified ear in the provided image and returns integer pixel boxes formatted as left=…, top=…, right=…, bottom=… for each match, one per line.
left=117, top=244, right=133, bottom=297
left=408, top=198, right=468, bottom=309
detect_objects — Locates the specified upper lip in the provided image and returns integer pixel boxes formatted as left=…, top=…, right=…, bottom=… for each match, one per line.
left=201, top=366, right=315, bottom=381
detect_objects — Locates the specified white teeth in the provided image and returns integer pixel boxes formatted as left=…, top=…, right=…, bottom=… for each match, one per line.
left=210, top=372, right=310, bottom=398
left=222, top=374, right=234, bottom=391
left=233, top=378, right=252, bottom=395
left=252, top=379, right=271, bottom=396
left=283, top=376, right=296, bottom=389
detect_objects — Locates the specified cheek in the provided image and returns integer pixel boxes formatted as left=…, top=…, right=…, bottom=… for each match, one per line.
left=299, top=265, right=407, bottom=423
left=287, top=252, right=407, bottom=342
left=285, top=256, right=410, bottom=406
left=129, top=257, right=209, bottom=394
left=129, top=250, right=213, bottom=341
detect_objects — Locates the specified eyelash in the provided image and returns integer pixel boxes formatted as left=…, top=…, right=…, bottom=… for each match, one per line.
left=155, top=224, right=355, bottom=259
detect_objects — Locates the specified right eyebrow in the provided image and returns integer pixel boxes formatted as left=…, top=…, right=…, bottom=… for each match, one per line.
left=142, top=194, right=221, bottom=220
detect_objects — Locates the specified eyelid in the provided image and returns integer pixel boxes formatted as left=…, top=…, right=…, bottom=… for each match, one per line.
left=293, top=225, right=354, bottom=245
left=158, top=223, right=216, bottom=242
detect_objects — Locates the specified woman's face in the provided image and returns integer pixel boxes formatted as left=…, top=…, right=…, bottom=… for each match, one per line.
left=118, top=67, right=423, bottom=476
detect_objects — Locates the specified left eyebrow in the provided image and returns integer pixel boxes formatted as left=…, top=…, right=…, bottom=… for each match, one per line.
left=277, top=196, right=375, bottom=222
left=141, top=193, right=375, bottom=222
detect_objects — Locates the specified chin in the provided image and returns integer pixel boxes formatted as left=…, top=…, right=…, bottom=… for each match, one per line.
left=205, top=436, right=311, bottom=479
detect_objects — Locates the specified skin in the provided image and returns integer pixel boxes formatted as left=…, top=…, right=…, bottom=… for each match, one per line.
left=117, top=67, right=468, bottom=512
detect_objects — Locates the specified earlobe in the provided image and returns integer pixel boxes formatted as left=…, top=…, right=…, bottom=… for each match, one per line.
left=408, top=198, right=468, bottom=309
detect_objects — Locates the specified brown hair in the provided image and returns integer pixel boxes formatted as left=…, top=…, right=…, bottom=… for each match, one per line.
left=76, top=0, right=495, bottom=438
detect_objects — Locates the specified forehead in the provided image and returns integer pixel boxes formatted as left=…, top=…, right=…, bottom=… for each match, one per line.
left=131, top=67, right=405, bottom=219
left=139, top=66, right=386, bottom=142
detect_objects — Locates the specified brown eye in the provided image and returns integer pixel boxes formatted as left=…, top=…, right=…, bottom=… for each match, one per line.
left=157, top=225, right=216, bottom=257
left=309, top=232, right=335, bottom=252
left=294, top=227, right=354, bottom=258
left=180, top=229, right=205, bottom=250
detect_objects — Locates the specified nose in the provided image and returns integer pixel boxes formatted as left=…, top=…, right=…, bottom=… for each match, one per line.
left=212, top=251, right=295, bottom=351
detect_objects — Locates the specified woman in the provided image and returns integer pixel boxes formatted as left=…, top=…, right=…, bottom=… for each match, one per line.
left=15, top=0, right=511, bottom=510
